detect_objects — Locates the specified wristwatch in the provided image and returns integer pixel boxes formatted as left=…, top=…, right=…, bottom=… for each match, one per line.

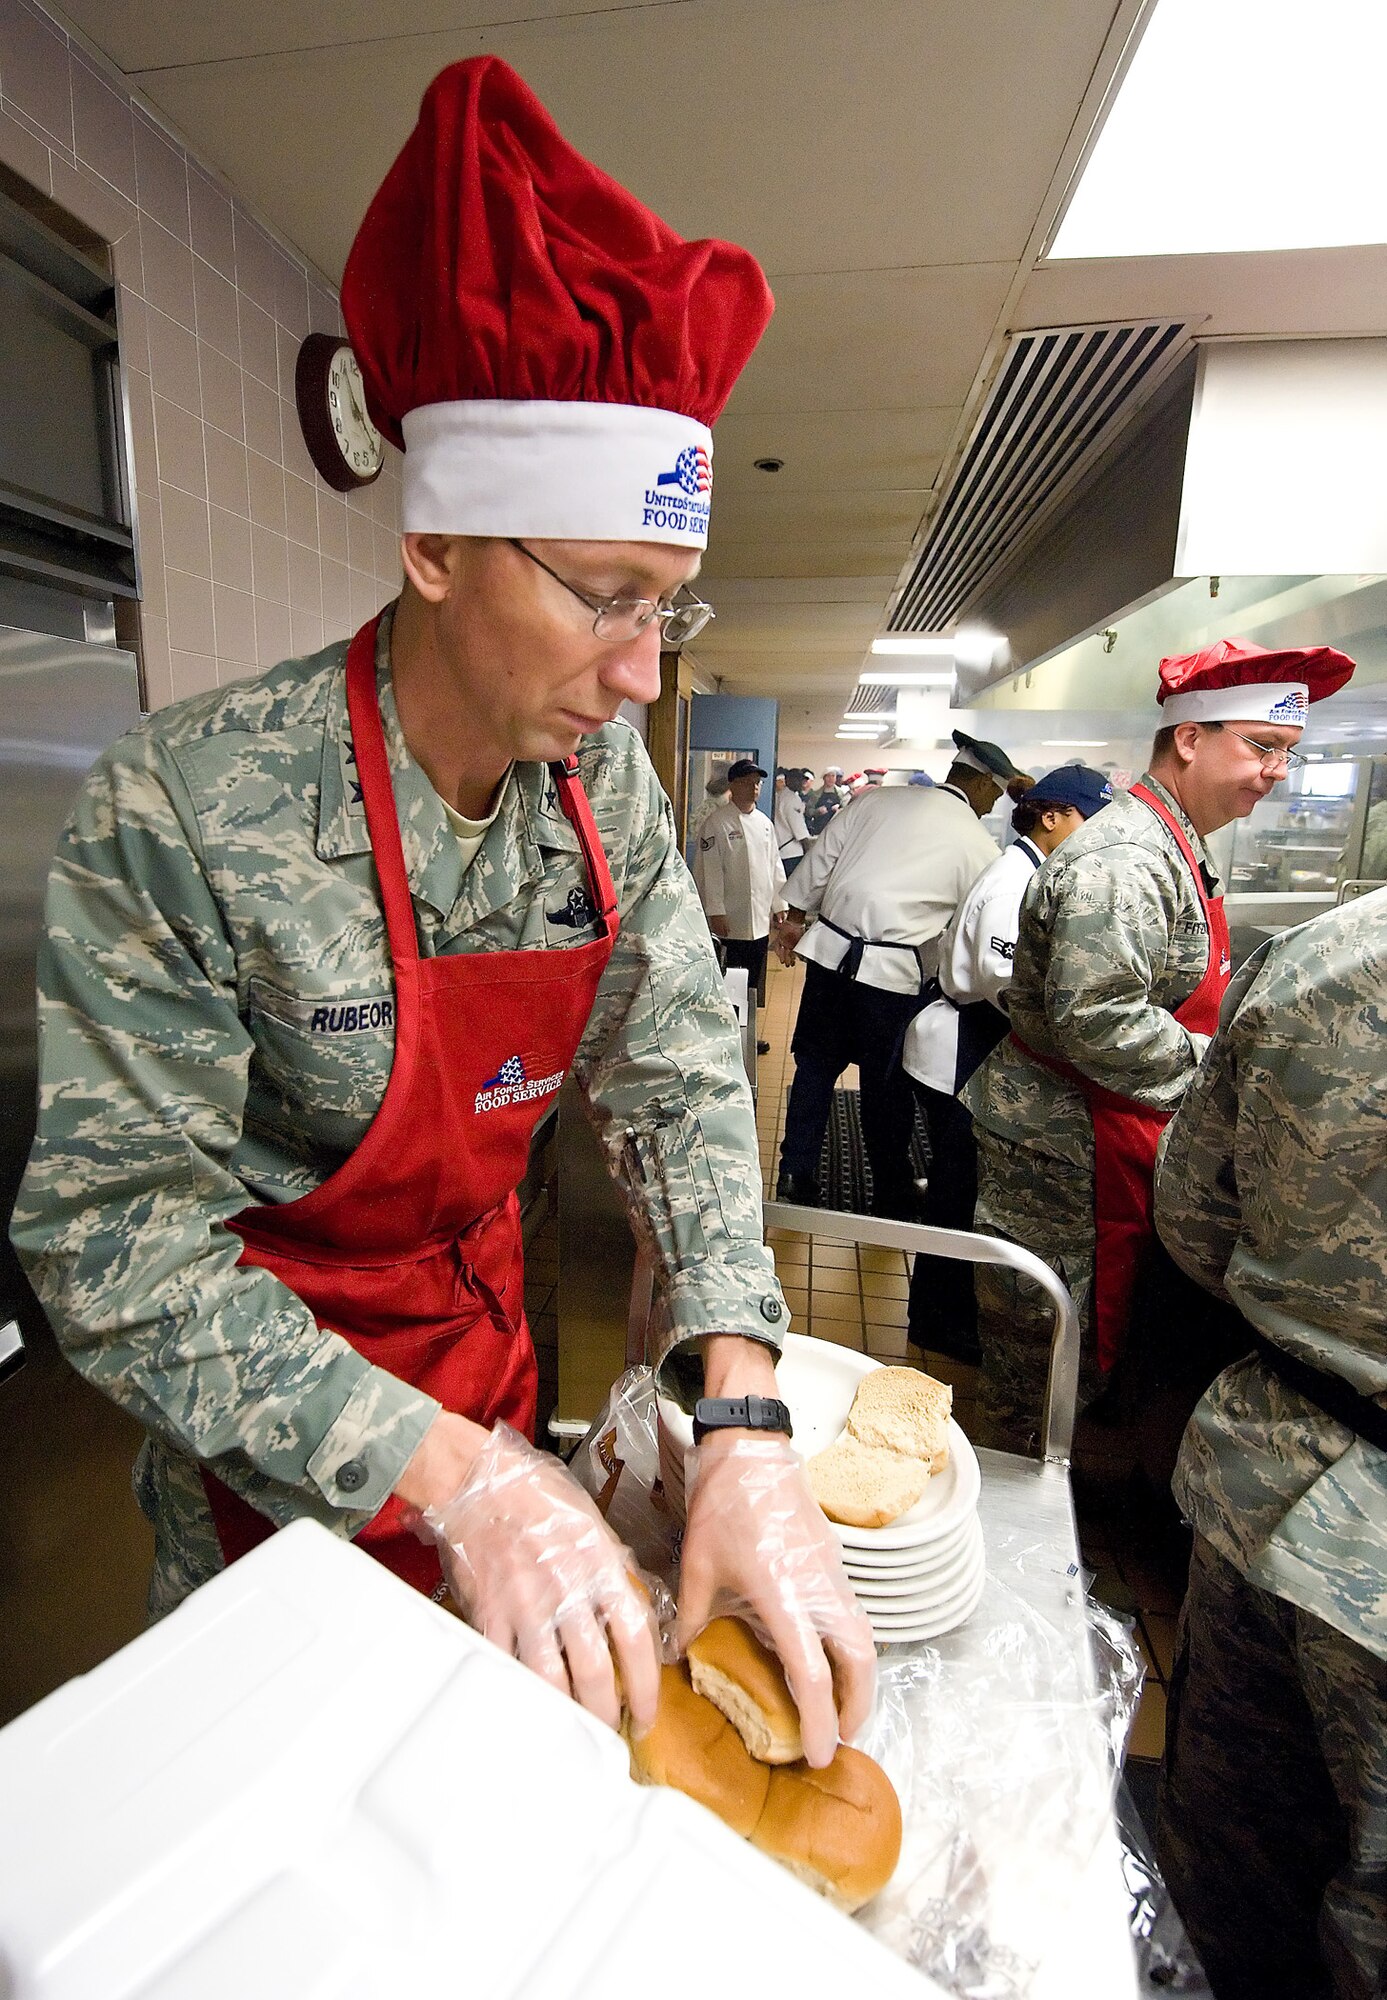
left=692, top=1393, right=794, bottom=1445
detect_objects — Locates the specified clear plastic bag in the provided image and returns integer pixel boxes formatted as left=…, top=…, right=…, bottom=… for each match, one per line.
left=569, top=1365, right=683, bottom=1607
left=853, top=1538, right=1144, bottom=1999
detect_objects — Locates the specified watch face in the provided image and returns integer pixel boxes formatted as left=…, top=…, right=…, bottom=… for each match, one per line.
left=326, top=347, right=383, bottom=480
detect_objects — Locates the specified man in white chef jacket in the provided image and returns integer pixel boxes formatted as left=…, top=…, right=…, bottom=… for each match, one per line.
left=902, top=766, right=1112, bottom=1356
left=773, top=730, right=1023, bottom=1218
left=774, top=767, right=813, bottom=876
left=695, top=758, right=787, bottom=1014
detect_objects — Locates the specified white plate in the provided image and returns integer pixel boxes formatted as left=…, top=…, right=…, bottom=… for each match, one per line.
left=848, top=1521, right=984, bottom=1605
left=837, top=1512, right=980, bottom=1573
left=658, top=1334, right=881, bottom=1462
left=843, top=1529, right=978, bottom=1591
left=830, top=1421, right=980, bottom=1552
left=854, top=1543, right=985, bottom=1620
left=657, top=1337, right=980, bottom=1553
left=865, top=1561, right=987, bottom=1644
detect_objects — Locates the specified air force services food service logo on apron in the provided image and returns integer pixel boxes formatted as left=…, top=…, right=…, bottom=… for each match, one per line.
left=475, top=1052, right=566, bottom=1114
left=642, top=443, right=711, bottom=537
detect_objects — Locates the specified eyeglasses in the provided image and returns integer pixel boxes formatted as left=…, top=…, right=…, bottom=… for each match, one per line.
left=1216, top=725, right=1308, bottom=773
left=510, top=540, right=714, bottom=646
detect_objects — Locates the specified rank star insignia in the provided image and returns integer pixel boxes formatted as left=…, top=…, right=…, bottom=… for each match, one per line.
left=547, top=887, right=596, bottom=929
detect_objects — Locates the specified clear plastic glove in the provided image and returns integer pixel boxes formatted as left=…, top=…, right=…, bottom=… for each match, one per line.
left=422, top=1423, right=661, bottom=1735
left=675, top=1431, right=877, bottom=1767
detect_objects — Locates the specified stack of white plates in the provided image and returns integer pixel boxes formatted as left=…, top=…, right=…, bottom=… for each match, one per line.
left=656, top=1335, right=985, bottom=1646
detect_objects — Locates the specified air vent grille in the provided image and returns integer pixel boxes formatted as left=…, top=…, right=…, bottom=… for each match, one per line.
left=891, top=319, right=1191, bottom=635
left=844, top=686, right=896, bottom=717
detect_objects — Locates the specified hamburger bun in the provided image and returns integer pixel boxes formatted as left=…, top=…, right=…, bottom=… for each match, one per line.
left=845, top=1366, right=952, bottom=1471
left=687, top=1617, right=803, bottom=1764
left=807, top=1434, right=931, bottom=1529
left=751, top=1746, right=903, bottom=1913
left=626, top=1664, right=770, bottom=1838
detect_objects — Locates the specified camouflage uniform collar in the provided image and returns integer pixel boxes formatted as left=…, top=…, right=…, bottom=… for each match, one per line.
left=317, top=603, right=579, bottom=926
left=1137, top=771, right=1222, bottom=894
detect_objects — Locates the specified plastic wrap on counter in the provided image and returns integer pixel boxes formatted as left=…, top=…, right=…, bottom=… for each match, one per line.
left=854, top=1542, right=1144, bottom=1998
left=1112, top=1775, right=1213, bottom=1995
left=569, top=1367, right=1193, bottom=1996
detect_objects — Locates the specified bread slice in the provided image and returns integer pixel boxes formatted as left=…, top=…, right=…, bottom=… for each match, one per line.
left=750, top=1746, right=903, bottom=1913
left=688, top=1617, right=803, bottom=1764
left=625, top=1664, right=770, bottom=1837
left=807, top=1434, right=931, bottom=1529
left=845, top=1366, right=952, bottom=1471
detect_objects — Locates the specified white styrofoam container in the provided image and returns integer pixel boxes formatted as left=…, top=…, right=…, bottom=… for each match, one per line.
left=0, top=1521, right=941, bottom=2000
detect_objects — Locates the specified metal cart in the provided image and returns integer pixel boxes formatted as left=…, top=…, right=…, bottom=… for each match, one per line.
left=627, top=1203, right=1141, bottom=1995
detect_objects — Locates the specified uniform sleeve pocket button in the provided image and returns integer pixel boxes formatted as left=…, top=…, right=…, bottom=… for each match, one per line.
left=337, top=1458, right=368, bottom=1493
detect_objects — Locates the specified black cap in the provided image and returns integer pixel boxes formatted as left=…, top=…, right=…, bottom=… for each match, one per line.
left=950, top=728, right=1026, bottom=782
left=727, top=758, right=767, bottom=781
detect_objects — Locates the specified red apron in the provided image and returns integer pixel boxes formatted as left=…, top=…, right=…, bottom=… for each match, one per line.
left=201, top=614, right=618, bottom=1593
left=1014, top=782, right=1230, bottom=1372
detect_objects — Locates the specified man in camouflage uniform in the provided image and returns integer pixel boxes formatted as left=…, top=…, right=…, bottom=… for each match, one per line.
left=9, top=57, right=875, bottom=1767
left=1153, top=888, right=1387, bottom=2000
left=963, top=640, right=1354, bottom=1454
left=13, top=607, right=779, bottom=1606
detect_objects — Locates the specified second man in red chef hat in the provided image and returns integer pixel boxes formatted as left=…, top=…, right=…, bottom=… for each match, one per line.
left=961, top=638, right=1354, bottom=1456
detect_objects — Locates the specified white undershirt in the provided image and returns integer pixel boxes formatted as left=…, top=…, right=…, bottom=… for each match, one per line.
left=436, top=784, right=506, bottom=871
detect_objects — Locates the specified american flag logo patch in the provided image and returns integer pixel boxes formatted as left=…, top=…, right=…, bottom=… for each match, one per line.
left=482, top=1054, right=526, bottom=1091
left=657, top=445, right=712, bottom=498
left=475, top=1052, right=565, bottom=1115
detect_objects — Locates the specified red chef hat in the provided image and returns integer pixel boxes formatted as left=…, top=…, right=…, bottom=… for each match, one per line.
left=340, top=56, right=773, bottom=547
left=1156, top=637, right=1354, bottom=726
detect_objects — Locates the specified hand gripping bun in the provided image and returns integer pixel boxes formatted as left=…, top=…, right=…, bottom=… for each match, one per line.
left=845, top=1366, right=952, bottom=1470
left=625, top=1665, right=770, bottom=1838
left=750, top=1746, right=902, bottom=1913
left=687, top=1618, right=803, bottom=1764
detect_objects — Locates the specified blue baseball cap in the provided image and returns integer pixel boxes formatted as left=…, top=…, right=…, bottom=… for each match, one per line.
left=1024, top=765, right=1113, bottom=818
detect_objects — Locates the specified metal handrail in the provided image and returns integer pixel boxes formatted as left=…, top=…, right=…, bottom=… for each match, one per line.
left=762, top=1201, right=1080, bottom=1465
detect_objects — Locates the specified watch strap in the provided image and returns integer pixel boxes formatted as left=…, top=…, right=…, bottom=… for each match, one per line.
left=692, top=1393, right=794, bottom=1445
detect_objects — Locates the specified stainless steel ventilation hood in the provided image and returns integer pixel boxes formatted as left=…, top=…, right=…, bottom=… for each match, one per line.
left=920, top=335, right=1387, bottom=705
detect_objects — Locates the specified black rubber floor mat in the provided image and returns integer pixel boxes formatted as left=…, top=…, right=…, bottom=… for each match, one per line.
left=815, top=1087, right=931, bottom=1213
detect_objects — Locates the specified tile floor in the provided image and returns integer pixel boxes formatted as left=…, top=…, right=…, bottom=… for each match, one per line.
left=523, top=950, right=1184, bottom=1771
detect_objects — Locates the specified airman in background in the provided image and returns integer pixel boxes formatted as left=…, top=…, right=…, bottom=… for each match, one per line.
left=1154, top=887, right=1387, bottom=2000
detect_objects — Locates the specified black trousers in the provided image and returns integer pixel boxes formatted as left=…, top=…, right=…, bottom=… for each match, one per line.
left=721, top=934, right=769, bottom=1008
left=779, top=959, right=923, bottom=1219
left=1158, top=1535, right=1386, bottom=2000
left=906, top=1082, right=980, bottom=1351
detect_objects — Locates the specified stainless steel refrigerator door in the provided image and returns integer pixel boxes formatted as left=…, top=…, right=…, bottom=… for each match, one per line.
left=0, top=624, right=141, bottom=1279
left=0, top=625, right=151, bottom=1725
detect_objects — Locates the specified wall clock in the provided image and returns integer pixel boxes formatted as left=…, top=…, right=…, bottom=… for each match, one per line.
left=294, top=333, right=384, bottom=492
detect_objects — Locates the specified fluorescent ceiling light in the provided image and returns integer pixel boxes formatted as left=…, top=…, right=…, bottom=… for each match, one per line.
left=1051, top=0, right=1387, bottom=259
left=870, top=635, right=956, bottom=657
left=1041, top=740, right=1109, bottom=748
left=858, top=670, right=954, bottom=688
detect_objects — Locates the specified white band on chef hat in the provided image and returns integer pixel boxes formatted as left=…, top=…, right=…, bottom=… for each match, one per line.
left=401, top=400, right=714, bottom=547
left=951, top=744, right=995, bottom=776
left=1162, top=683, right=1309, bottom=728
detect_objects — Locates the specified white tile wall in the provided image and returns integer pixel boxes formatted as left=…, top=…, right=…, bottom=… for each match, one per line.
left=0, top=0, right=404, bottom=708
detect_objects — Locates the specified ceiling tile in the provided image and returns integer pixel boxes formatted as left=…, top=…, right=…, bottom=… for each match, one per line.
left=725, top=265, right=1013, bottom=415
left=710, top=408, right=953, bottom=495
left=110, top=0, right=1121, bottom=281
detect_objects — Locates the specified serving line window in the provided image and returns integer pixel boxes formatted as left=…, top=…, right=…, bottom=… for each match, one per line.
left=1211, top=758, right=1374, bottom=897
